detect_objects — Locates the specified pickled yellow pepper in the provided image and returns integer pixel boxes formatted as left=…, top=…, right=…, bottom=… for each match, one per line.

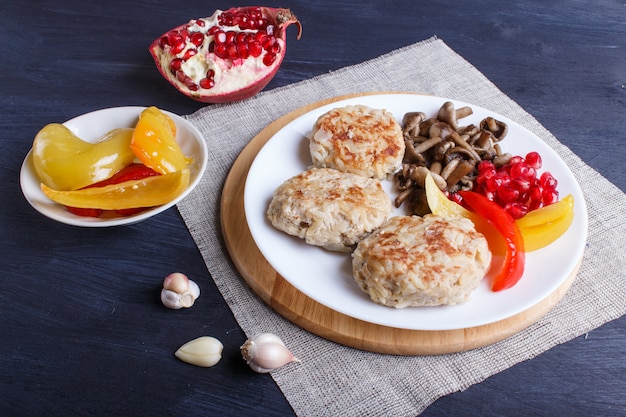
left=40, top=169, right=190, bottom=210
left=32, top=125, right=136, bottom=191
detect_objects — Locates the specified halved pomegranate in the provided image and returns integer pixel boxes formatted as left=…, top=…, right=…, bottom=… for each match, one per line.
left=149, top=6, right=302, bottom=103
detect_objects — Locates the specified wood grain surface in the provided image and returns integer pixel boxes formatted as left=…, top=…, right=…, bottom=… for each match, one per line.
left=2, top=1, right=624, bottom=416
left=221, top=93, right=582, bottom=355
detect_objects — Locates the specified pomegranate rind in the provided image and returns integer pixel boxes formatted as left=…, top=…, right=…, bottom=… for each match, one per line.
left=149, top=7, right=302, bottom=104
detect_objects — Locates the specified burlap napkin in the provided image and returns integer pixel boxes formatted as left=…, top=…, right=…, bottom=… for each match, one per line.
left=178, top=37, right=626, bottom=416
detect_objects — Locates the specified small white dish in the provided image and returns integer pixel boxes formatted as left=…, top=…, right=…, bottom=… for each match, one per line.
left=244, top=94, right=588, bottom=331
left=20, top=106, right=207, bottom=227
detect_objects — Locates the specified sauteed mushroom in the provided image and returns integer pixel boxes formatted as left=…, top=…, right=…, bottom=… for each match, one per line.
left=394, top=101, right=509, bottom=215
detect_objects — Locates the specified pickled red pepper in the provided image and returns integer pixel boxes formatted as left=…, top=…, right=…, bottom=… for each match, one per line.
left=66, top=164, right=160, bottom=217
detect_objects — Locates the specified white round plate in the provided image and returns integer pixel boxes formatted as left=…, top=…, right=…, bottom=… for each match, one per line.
left=244, top=94, right=587, bottom=331
left=20, top=106, right=207, bottom=227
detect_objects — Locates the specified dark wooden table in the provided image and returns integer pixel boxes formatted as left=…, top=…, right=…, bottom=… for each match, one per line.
left=2, top=1, right=624, bottom=416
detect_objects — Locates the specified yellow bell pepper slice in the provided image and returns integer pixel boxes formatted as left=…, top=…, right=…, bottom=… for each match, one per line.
left=516, top=194, right=575, bottom=251
left=516, top=194, right=574, bottom=228
left=40, top=169, right=190, bottom=210
left=32, top=124, right=136, bottom=191
left=424, top=172, right=471, bottom=218
left=131, top=107, right=189, bottom=174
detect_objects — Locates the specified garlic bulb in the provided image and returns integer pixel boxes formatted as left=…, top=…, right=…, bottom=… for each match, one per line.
left=161, top=272, right=200, bottom=309
left=240, top=333, right=299, bottom=373
left=175, top=336, right=223, bottom=367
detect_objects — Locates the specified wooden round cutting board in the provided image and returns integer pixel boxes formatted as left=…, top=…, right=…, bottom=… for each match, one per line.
left=220, top=93, right=581, bottom=355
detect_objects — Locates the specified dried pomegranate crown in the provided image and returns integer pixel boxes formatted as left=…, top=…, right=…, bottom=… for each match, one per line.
left=150, top=6, right=302, bottom=103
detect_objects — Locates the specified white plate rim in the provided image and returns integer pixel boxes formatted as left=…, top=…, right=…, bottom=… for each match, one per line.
left=244, top=93, right=588, bottom=331
left=20, top=106, right=208, bottom=227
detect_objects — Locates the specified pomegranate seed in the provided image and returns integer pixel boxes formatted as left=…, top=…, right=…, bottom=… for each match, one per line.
left=265, top=24, right=275, bottom=36
left=263, top=36, right=275, bottom=51
left=225, top=31, right=236, bottom=44
left=187, top=84, right=199, bottom=91
left=486, top=173, right=509, bottom=192
left=248, top=7, right=262, bottom=17
left=505, top=202, right=528, bottom=219
left=159, top=35, right=169, bottom=48
left=497, top=186, right=519, bottom=204
left=214, top=30, right=227, bottom=44
left=235, top=32, right=248, bottom=44
left=167, top=32, right=180, bottom=45
left=542, top=188, right=559, bottom=205
left=237, top=42, right=249, bottom=59
left=454, top=193, right=465, bottom=205
left=176, top=70, right=187, bottom=83
left=263, top=52, right=277, bottom=66
left=238, top=14, right=250, bottom=29
left=182, top=48, right=197, bottom=60
left=179, top=28, right=190, bottom=42
left=208, top=26, right=221, bottom=36
left=510, top=162, right=530, bottom=179
left=509, top=155, right=524, bottom=165
left=512, top=176, right=531, bottom=193
left=171, top=44, right=185, bottom=55
left=194, top=19, right=206, bottom=28
left=169, top=58, right=184, bottom=72
left=528, top=184, right=543, bottom=201
left=255, top=32, right=268, bottom=44
left=227, top=44, right=239, bottom=59
left=477, top=168, right=496, bottom=185
left=249, top=41, right=263, bottom=57
left=540, top=171, right=558, bottom=189
left=220, top=11, right=234, bottom=26
left=190, top=32, right=204, bottom=47
left=167, top=34, right=185, bottom=52
left=478, top=160, right=495, bottom=173
left=529, top=200, right=544, bottom=211
left=525, top=151, right=542, bottom=169
left=214, top=43, right=228, bottom=59
left=199, top=78, right=215, bottom=89
left=270, top=43, right=281, bottom=54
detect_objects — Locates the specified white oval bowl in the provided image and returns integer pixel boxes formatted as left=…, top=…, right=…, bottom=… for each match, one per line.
left=20, top=106, right=207, bottom=227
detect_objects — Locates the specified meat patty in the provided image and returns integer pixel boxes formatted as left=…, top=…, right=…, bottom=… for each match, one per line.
left=352, top=214, right=492, bottom=307
left=309, top=105, right=405, bottom=180
left=267, top=167, right=392, bottom=252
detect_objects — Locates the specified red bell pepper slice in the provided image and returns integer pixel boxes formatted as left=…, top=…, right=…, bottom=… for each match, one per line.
left=459, top=190, right=526, bottom=291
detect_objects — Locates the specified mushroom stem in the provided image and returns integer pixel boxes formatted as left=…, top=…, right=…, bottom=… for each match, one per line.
left=449, top=132, right=482, bottom=161
left=455, top=106, right=473, bottom=120
left=414, top=136, right=442, bottom=154
left=445, top=159, right=476, bottom=188
left=440, top=158, right=459, bottom=180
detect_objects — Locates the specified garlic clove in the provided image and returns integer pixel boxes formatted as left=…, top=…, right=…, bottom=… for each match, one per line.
left=240, top=333, right=299, bottom=373
left=175, top=336, right=223, bottom=367
left=163, top=272, right=190, bottom=293
left=161, top=273, right=200, bottom=309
